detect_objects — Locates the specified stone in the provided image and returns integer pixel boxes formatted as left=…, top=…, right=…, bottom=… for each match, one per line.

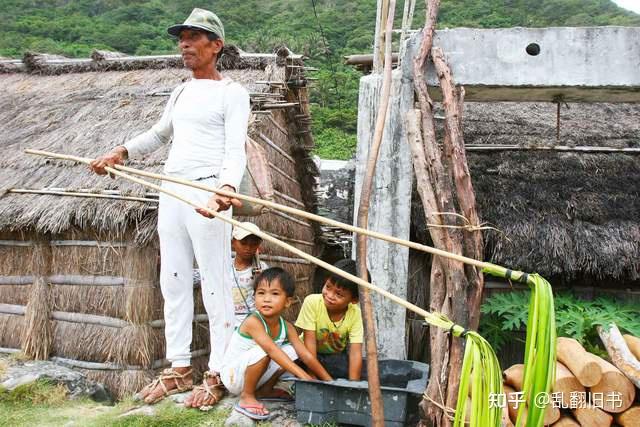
left=0, top=359, right=111, bottom=403
left=224, top=409, right=255, bottom=427
left=168, top=391, right=190, bottom=404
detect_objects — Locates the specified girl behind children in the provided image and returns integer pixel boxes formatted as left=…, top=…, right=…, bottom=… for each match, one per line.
left=220, top=267, right=332, bottom=421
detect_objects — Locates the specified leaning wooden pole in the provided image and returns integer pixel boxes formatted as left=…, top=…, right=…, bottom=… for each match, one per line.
left=356, top=1, right=396, bottom=424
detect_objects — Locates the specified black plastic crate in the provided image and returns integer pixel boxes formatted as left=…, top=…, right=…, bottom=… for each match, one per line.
left=295, top=359, right=429, bottom=426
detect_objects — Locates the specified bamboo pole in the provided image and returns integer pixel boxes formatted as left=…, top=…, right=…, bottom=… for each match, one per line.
left=9, top=189, right=157, bottom=203
left=24, top=149, right=532, bottom=286
left=24, top=150, right=457, bottom=330
left=356, top=1, right=396, bottom=424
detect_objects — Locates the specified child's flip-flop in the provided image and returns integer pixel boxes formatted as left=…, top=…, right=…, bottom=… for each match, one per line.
left=234, top=402, right=270, bottom=420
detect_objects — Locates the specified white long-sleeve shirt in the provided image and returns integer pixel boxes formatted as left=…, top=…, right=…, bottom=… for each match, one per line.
left=124, top=78, right=250, bottom=189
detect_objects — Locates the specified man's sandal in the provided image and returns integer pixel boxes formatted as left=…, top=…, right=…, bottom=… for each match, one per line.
left=139, top=368, right=193, bottom=404
left=187, top=371, right=226, bottom=410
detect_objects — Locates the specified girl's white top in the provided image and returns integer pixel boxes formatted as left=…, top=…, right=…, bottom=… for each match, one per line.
left=124, top=78, right=250, bottom=189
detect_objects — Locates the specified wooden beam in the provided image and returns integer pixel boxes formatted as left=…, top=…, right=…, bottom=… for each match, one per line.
left=0, top=276, right=33, bottom=286
left=268, top=210, right=313, bottom=228
left=345, top=53, right=399, bottom=67
left=52, top=311, right=129, bottom=328
left=267, top=115, right=289, bottom=136
left=464, top=145, right=640, bottom=154
left=49, top=275, right=126, bottom=286
left=0, top=303, right=26, bottom=316
left=273, top=190, right=306, bottom=208
left=258, top=133, right=295, bottom=163
left=0, top=241, right=33, bottom=247
left=269, top=234, right=315, bottom=247
left=259, top=255, right=311, bottom=265
left=269, top=162, right=298, bottom=184
left=150, top=313, right=209, bottom=328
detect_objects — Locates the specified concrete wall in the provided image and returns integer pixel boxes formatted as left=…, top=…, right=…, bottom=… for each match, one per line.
left=353, top=70, right=414, bottom=359
left=404, top=26, right=640, bottom=102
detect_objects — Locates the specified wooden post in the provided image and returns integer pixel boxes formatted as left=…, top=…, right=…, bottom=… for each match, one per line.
left=411, top=1, right=486, bottom=425
left=357, top=1, right=396, bottom=424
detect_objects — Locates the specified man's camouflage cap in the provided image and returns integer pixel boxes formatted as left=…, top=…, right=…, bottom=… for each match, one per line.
left=168, top=8, right=225, bottom=40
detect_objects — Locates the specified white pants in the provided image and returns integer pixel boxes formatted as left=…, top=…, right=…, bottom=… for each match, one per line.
left=158, top=177, right=235, bottom=372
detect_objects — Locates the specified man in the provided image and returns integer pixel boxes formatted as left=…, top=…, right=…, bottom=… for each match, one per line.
left=90, top=8, right=250, bottom=409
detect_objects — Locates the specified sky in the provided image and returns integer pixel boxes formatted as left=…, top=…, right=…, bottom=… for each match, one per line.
left=612, top=0, right=640, bottom=13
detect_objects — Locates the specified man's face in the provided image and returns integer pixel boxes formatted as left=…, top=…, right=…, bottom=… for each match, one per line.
left=178, top=29, right=223, bottom=71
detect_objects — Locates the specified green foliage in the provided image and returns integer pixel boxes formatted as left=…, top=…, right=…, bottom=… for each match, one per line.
left=480, top=291, right=640, bottom=355
left=0, top=0, right=638, bottom=159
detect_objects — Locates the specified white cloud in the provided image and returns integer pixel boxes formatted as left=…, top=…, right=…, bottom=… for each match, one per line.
left=612, top=0, right=640, bottom=14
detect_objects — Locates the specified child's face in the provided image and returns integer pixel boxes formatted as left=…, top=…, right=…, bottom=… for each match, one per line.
left=254, top=279, right=292, bottom=317
left=322, top=280, right=356, bottom=312
left=231, top=235, right=262, bottom=261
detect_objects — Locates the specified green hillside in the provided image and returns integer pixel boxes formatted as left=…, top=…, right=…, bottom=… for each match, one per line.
left=1, top=0, right=638, bottom=158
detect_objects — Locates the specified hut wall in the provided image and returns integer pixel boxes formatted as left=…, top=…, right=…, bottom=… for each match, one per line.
left=0, top=229, right=213, bottom=398
left=241, top=110, right=318, bottom=320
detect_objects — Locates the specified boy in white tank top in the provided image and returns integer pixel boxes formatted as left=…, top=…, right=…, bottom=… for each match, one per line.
left=220, top=268, right=332, bottom=421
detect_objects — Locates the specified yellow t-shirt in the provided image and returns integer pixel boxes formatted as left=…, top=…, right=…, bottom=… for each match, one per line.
left=295, top=294, right=364, bottom=354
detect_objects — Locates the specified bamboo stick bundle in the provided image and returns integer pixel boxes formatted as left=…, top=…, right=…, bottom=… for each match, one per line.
left=615, top=405, right=640, bottom=427
left=557, top=337, right=603, bottom=387
left=572, top=403, right=613, bottom=427
left=589, top=354, right=636, bottom=413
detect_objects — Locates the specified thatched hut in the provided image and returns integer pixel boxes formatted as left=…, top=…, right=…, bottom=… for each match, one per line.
left=407, top=101, right=640, bottom=362
left=0, top=46, right=319, bottom=397
left=318, top=99, right=640, bottom=361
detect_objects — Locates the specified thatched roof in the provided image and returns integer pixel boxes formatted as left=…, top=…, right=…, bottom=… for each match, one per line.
left=412, top=102, right=640, bottom=284
left=0, top=46, right=316, bottom=243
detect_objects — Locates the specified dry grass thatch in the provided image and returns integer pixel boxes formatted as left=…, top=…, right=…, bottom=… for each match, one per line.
left=410, top=101, right=640, bottom=284
left=0, top=313, right=25, bottom=349
left=0, top=46, right=318, bottom=248
left=82, top=369, right=154, bottom=400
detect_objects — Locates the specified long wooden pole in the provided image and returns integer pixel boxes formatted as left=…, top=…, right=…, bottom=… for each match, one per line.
left=24, top=149, right=532, bottom=285
left=23, top=150, right=455, bottom=322
left=356, top=1, right=396, bottom=424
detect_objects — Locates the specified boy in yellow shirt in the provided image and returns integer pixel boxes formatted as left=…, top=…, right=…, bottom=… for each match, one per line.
left=295, top=259, right=365, bottom=380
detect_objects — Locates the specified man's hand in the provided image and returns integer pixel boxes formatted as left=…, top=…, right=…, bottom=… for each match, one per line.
left=89, top=146, right=128, bottom=177
left=195, top=185, right=242, bottom=218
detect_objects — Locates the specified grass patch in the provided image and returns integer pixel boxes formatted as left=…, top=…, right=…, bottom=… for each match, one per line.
left=89, top=399, right=231, bottom=427
left=0, top=380, right=233, bottom=427
left=0, top=379, right=68, bottom=405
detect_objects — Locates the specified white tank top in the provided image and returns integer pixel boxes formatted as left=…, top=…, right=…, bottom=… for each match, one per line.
left=222, top=312, right=289, bottom=365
